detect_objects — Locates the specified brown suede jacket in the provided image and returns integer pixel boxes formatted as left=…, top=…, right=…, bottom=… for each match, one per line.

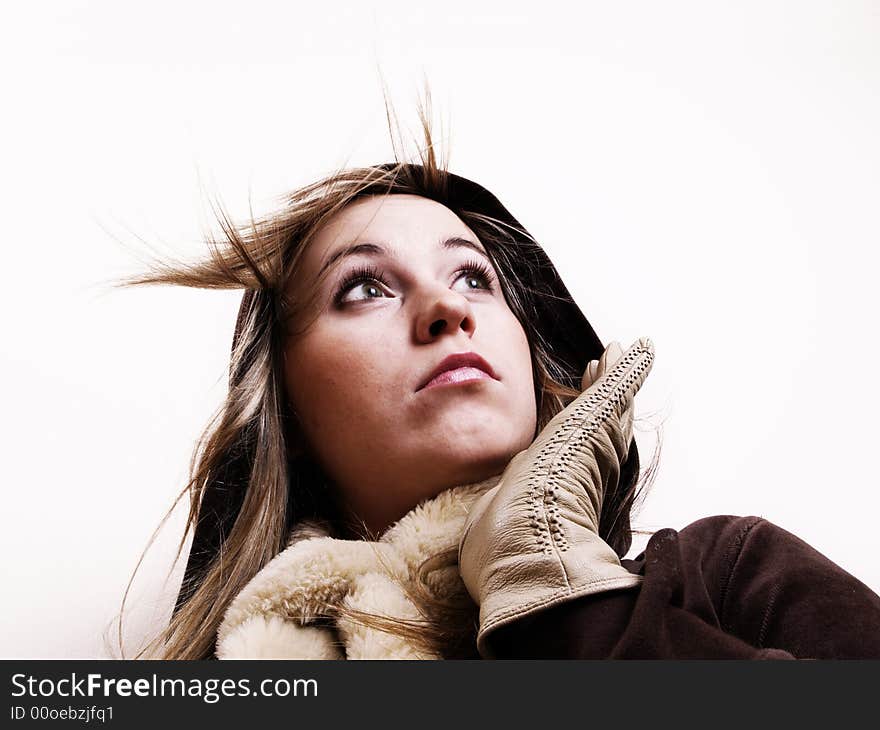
left=488, top=515, right=880, bottom=659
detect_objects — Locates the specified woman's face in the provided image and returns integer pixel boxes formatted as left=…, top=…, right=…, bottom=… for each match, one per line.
left=283, top=194, right=537, bottom=535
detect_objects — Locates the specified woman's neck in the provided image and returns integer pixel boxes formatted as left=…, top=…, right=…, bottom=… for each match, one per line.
left=336, top=471, right=505, bottom=541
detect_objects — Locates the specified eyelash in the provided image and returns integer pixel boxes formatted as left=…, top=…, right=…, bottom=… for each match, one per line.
left=334, top=258, right=496, bottom=304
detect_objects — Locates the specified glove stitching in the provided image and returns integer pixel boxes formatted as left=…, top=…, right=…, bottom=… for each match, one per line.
left=534, top=344, right=652, bottom=558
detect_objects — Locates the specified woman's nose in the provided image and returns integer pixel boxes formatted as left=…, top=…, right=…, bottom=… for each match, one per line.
left=414, top=287, right=476, bottom=343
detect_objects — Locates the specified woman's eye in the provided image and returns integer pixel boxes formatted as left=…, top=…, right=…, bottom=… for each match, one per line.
left=335, top=266, right=391, bottom=304
left=456, top=271, right=490, bottom=291
left=342, top=281, right=385, bottom=300
left=453, top=261, right=496, bottom=292
left=335, top=260, right=496, bottom=305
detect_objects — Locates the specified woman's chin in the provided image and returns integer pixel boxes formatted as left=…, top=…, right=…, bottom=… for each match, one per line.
left=412, top=413, right=530, bottom=470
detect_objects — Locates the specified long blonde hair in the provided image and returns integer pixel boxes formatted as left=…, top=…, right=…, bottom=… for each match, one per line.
left=109, top=89, right=662, bottom=660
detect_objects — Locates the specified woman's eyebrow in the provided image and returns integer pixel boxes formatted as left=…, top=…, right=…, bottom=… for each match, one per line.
left=318, top=242, right=384, bottom=278
left=318, top=236, right=489, bottom=277
left=441, top=236, right=489, bottom=258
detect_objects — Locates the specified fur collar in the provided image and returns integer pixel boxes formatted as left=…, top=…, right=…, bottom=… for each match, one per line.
left=216, top=474, right=502, bottom=660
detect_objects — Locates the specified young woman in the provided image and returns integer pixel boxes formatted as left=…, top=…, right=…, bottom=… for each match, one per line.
left=119, top=117, right=880, bottom=660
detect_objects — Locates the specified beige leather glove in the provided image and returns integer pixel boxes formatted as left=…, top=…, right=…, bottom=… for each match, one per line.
left=458, top=337, right=655, bottom=658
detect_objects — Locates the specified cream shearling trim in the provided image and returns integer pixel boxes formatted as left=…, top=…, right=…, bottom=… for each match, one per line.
left=216, top=475, right=501, bottom=660
left=217, top=614, right=343, bottom=660
left=339, top=571, right=436, bottom=659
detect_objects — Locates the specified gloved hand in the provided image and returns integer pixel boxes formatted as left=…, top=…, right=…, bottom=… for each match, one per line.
left=458, top=337, right=655, bottom=658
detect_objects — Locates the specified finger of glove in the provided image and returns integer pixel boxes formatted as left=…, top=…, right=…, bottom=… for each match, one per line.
left=559, top=337, right=654, bottom=438
left=524, top=337, right=653, bottom=497
left=580, top=341, right=623, bottom=392
left=620, top=400, right=635, bottom=450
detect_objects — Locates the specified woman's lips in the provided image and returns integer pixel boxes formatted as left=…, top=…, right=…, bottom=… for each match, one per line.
left=417, top=351, right=499, bottom=391
left=422, top=366, right=495, bottom=390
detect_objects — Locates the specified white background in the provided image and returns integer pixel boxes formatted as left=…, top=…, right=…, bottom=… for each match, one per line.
left=1, top=1, right=878, bottom=658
